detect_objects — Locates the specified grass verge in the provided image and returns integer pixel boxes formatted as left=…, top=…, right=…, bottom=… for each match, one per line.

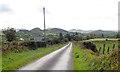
left=2, top=43, right=67, bottom=70
left=72, top=42, right=98, bottom=70
left=72, top=40, right=118, bottom=70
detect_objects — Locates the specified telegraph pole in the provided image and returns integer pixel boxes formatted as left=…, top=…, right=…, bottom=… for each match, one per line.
left=43, top=7, right=46, bottom=47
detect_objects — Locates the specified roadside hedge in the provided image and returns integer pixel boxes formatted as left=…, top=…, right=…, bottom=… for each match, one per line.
left=20, top=41, right=46, bottom=50
left=83, top=42, right=98, bottom=52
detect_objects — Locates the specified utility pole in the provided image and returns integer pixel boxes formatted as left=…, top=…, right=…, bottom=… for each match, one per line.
left=43, top=7, right=46, bottom=47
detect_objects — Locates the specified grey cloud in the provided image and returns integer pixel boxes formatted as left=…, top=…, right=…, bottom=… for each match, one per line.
left=0, top=4, right=12, bottom=12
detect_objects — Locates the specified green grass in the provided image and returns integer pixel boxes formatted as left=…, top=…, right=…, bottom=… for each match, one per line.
left=92, top=41, right=118, bottom=54
left=72, top=38, right=119, bottom=70
left=83, top=38, right=118, bottom=54
left=72, top=42, right=98, bottom=70
left=2, top=43, right=67, bottom=70
left=85, top=38, right=118, bottom=41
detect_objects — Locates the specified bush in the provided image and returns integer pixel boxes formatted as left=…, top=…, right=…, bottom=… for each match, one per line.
left=20, top=41, right=46, bottom=50
left=106, top=38, right=108, bottom=41
left=83, top=42, right=98, bottom=52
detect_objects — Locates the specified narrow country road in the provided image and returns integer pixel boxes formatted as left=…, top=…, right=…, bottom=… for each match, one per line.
left=18, top=42, right=73, bottom=71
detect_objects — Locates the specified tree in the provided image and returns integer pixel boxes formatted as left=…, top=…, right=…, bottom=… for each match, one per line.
left=90, top=34, right=95, bottom=39
left=59, top=32, right=63, bottom=40
left=79, top=36, right=83, bottom=41
left=75, top=32, right=78, bottom=35
left=74, top=35, right=79, bottom=41
left=2, top=28, right=16, bottom=42
left=65, top=33, right=72, bottom=41
left=74, top=32, right=79, bottom=41
left=86, top=35, right=90, bottom=40
left=59, top=32, right=63, bottom=38
left=102, top=33, right=104, bottom=38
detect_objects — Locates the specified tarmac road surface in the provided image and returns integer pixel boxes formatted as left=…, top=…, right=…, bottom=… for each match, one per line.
left=18, top=42, right=73, bottom=71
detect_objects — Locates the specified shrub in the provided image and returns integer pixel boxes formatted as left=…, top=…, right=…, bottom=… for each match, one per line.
left=83, top=42, right=98, bottom=52
left=75, top=55, right=79, bottom=58
left=106, top=38, right=108, bottom=41
left=20, top=41, right=46, bottom=50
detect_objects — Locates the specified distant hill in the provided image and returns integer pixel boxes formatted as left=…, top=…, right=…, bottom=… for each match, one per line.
left=46, top=28, right=68, bottom=35
left=17, top=28, right=69, bottom=35
left=69, top=29, right=118, bottom=37
left=17, top=28, right=70, bottom=41
left=90, top=30, right=117, bottom=37
left=16, top=28, right=118, bottom=41
left=30, top=28, right=43, bottom=36
left=69, top=29, right=93, bottom=33
left=30, top=28, right=42, bottom=33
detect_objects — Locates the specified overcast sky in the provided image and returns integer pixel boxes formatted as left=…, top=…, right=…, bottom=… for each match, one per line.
left=0, top=0, right=119, bottom=30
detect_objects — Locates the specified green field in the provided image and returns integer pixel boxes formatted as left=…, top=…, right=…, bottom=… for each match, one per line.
left=2, top=43, right=67, bottom=70
left=85, top=38, right=118, bottom=42
left=92, top=41, right=118, bottom=54
left=72, top=38, right=118, bottom=70
left=84, top=38, right=118, bottom=55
